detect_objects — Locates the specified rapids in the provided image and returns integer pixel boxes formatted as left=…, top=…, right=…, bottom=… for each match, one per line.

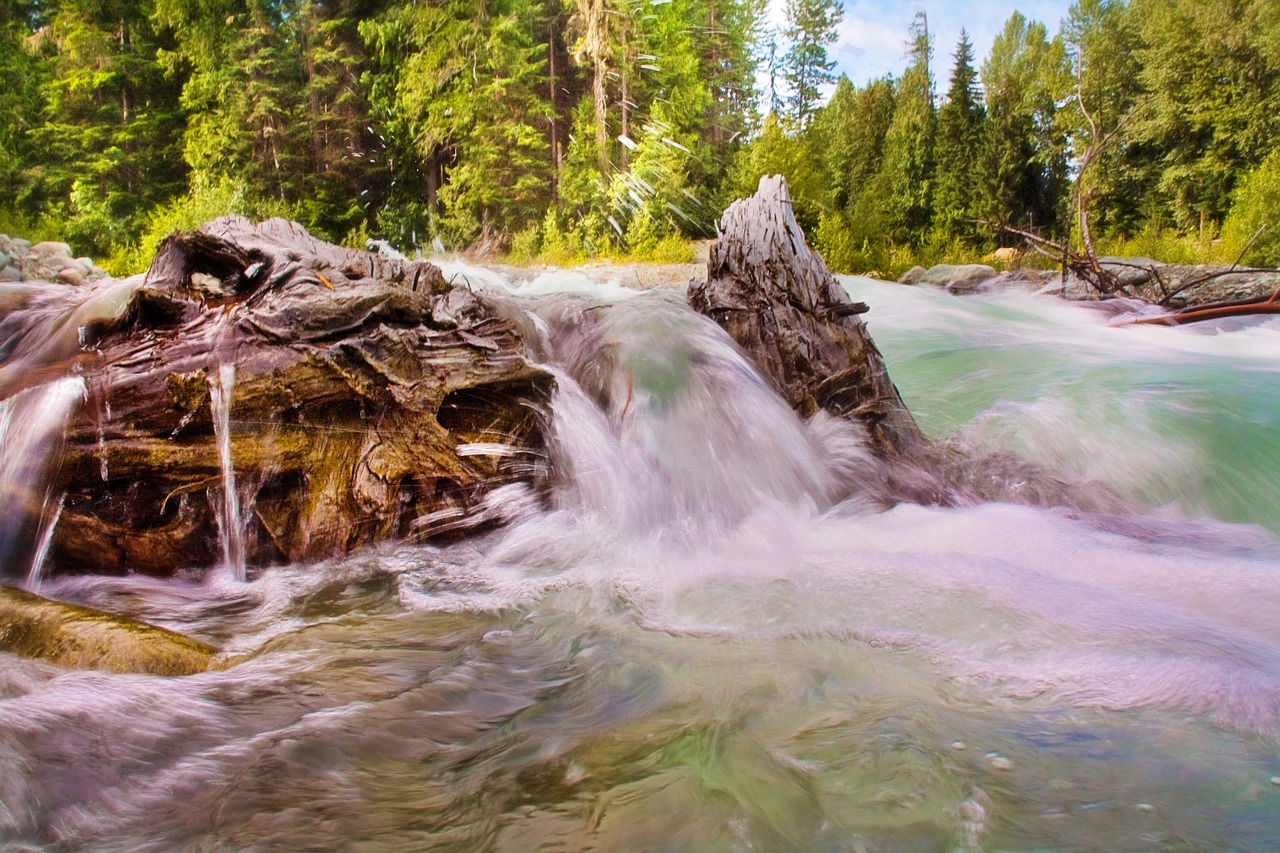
left=3, top=270, right=1280, bottom=851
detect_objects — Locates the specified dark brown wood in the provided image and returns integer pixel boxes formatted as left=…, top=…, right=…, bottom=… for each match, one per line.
left=2, top=217, right=551, bottom=578
left=1124, top=288, right=1280, bottom=326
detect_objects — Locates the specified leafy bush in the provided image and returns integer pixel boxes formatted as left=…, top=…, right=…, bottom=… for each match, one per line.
left=1222, top=152, right=1280, bottom=267
left=628, top=233, right=693, bottom=264
left=106, top=180, right=288, bottom=275
left=506, top=224, right=541, bottom=264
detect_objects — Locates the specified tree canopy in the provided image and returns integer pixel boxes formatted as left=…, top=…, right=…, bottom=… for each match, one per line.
left=1, top=0, right=1278, bottom=274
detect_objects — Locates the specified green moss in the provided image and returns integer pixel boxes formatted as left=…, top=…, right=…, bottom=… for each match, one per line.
left=0, top=584, right=218, bottom=676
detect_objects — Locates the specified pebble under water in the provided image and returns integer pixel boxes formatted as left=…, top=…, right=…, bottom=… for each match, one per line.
left=4, top=270, right=1280, bottom=851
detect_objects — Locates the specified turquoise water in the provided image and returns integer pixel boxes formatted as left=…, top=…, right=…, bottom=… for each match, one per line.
left=849, top=276, right=1280, bottom=533
left=3, top=273, right=1280, bottom=851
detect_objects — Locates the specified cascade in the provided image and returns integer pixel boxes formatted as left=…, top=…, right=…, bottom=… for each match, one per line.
left=4, top=250, right=1280, bottom=850
left=24, top=493, right=64, bottom=592
left=0, top=376, right=84, bottom=583
left=208, top=362, right=246, bottom=581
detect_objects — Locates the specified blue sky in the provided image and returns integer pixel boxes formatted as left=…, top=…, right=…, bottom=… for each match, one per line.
left=766, top=1, right=1076, bottom=88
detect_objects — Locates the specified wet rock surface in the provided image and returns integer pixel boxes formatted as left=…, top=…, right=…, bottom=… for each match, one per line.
left=0, top=584, right=216, bottom=675
left=2, top=217, right=551, bottom=578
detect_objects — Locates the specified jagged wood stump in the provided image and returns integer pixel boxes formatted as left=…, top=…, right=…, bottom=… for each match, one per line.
left=689, top=175, right=923, bottom=457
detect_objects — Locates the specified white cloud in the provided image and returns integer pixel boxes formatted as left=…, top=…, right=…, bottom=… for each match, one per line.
left=828, top=1, right=1073, bottom=87
left=758, top=0, right=1073, bottom=110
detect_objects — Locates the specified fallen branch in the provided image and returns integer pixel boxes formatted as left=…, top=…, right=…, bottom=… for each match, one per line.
left=1124, top=287, right=1280, bottom=326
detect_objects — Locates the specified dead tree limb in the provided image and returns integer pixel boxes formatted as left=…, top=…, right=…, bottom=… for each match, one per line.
left=1124, top=287, right=1280, bottom=326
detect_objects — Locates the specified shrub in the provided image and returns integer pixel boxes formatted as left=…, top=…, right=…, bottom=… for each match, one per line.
left=1222, top=152, right=1280, bottom=267
left=506, top=224, right=541, bottom=264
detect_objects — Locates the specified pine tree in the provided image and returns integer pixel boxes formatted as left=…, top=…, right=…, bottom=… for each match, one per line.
left=1130, top=0, right=1280, bottom=232
left=877, top=12, right=934, bottom=244
left=782, top=0, right=841, bottom=126
left=933, top=30, right=986, bottom=246
left=35, top=0, right=187, bottom=253
left=363, top=0, right=551, bottom=246
left=980, top=13, right=1070, bottom=242
left=155, top=0, right=309, bottom=214
left=0, top=0, right=48, bottom=220
left=294, top=0, right=388, bottom=240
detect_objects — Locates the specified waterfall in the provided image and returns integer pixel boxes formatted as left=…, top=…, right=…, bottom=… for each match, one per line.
left=209, top=363, right=246, bottom=582
left=0, top=376, right=84, bottom=584
left=501, top=289, right=882, bottom=542
left=24, top=493, right=64, bottom=592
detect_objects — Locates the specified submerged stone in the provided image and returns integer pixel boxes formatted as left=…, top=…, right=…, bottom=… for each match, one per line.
left=0, top=584, right=216, bottom=675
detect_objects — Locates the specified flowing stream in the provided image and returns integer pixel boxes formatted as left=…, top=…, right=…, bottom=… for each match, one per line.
left=4, top=272, right=1280, bottom=851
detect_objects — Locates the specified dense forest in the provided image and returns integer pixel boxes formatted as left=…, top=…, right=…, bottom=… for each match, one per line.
left=2, top=0, right=1279, bottom=275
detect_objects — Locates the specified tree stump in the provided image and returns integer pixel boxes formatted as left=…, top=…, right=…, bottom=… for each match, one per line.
left=688, top=175, right=924, bottom=457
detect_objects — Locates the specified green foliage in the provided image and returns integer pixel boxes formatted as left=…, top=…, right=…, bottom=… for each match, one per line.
left=933, top=30, right=986, bottom=246
left=729, top=113, right=830, bottom=234
left=782, top=0, right=840, bottom=125
left=1130, top=0, right=1280, bottom=231
left=1093, top=227, right=1235, bottom=267
left=107, top=177, right=288, bottom=274
left=506, top=224, right=542, bottom=265
left=877, top=13, right=935, bottom=244
left=980, top=13, right=1071, bottom=242
left=1223, top=151, right=1280, bottom=267
left=1, top=0, right=1275, bottom=275
left=627, top=232, right=694, bottom=263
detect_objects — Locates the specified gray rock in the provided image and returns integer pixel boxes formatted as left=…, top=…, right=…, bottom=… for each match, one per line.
left=5, top=237, right=30, bottom=260
left=1097, top=257, right=1157, bottom=289
left=918, top=263, right=998, bottom=290
left=898, top=265, right=927, bottom=285
left=27, top=241, right=72, bottom=261
left=0, top=267, right=21, bottom=283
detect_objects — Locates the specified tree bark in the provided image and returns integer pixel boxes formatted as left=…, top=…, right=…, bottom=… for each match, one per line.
left=1, top=217, right=551, bottom=579
left=688, top=175, right=924, bottom=458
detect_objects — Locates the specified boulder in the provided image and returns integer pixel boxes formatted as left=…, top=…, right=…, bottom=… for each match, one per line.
left=0, top=235, right=31, bottom=261
left=0, top=584, right=216, bottom=675
left=689, top=175, right=924, bottom=458
left=897, top=265, right=927, bottom=285
left=1, top=217, right=552, bottom=578
left=917, top=263, right=999, bottom=291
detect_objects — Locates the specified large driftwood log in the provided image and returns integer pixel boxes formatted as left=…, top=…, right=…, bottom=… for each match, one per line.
left=2, top=217, right=550, bottom=578
left=689, top=175, right=924, bottom=457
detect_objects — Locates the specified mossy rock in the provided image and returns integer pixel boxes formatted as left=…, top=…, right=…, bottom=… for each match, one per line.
left=0, top=584, right=217, bottom=676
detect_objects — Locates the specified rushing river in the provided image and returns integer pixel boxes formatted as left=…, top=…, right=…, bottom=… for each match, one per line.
left=4, top=271, right=1280, bottom=851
